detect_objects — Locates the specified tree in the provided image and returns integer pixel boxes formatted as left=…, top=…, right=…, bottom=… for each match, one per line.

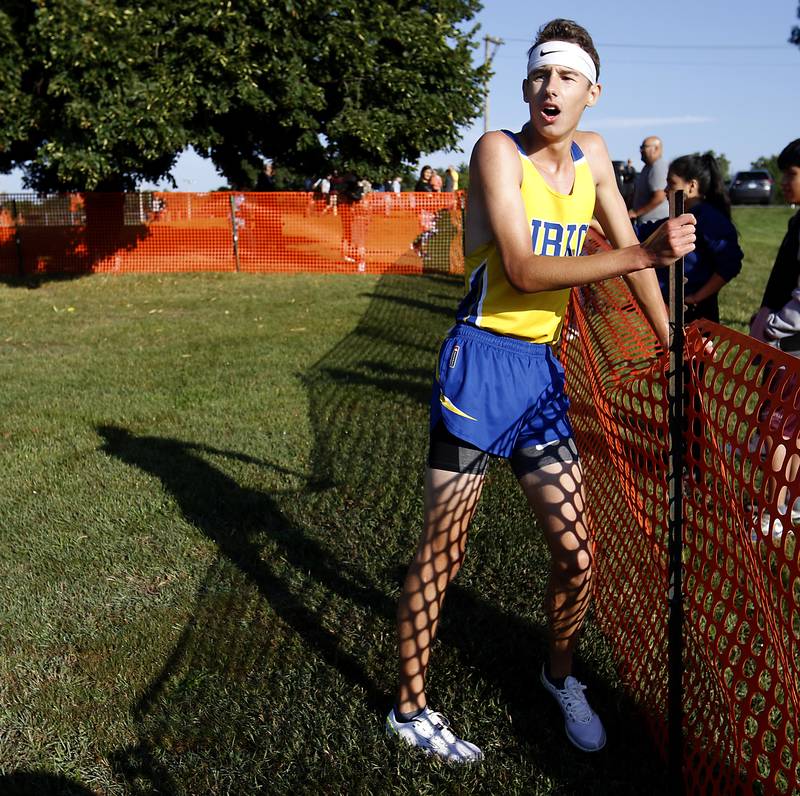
left=791, top=2, right=800, bottom=47
left=456, top=161, right=470, bottom=192
left=694, top=150, right=730, bottom=182
left=0, top=0, right=487, bottom=192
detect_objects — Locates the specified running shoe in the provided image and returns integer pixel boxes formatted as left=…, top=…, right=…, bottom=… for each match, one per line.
left=385, top=706, right=483, bottom=763
left=540, top=665, right=606, bottom=752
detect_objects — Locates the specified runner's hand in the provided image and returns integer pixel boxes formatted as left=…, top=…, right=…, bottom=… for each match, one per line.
left=641, top=214, right=696, bottom=267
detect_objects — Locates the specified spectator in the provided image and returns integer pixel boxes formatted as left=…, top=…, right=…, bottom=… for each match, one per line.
left=256, top=161, right=276, bottom=191
left=630, top=136, right=668, bottom=225
left=748, top=138, right=800, bottom=538
left=411, top=166, right=437, bottom=257
left=338, top=172, right=371, bottom=271
left=430, top=170, right=443, bottom=192
left=621, top=158, right=637, bottom=209
left=313, top=173, right=335, bottom=214
left=660, top=153, right=743, bottom=323
left=750, top=138, right=800, bottom=355
left=390, top=176, right=402, bottom=194
left=443, top=165, right=459, bottom=192
left=415, top=165, right=435, bottom=192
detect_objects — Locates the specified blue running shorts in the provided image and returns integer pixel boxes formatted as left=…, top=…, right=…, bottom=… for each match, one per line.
left=429, top=323, right=576, bottom=463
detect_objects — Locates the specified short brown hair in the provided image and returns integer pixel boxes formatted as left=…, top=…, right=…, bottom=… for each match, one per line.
left=529, top=19, right=600, bottom=81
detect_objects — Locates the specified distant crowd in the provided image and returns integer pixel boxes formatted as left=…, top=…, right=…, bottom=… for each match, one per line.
left=257, top=134, right=800, bottom=356
left=609, top=134, right=800, bottom=362
left=257, top=163, right=462, bottom=197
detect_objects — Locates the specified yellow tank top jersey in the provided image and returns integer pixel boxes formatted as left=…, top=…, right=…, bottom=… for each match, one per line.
left=457, top=133, right=596, bottom=344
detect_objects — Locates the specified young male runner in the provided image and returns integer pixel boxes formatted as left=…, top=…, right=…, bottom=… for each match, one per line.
left=385, top=19, right=696, bottom=762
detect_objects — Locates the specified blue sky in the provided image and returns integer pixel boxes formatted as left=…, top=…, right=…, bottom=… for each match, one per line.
left=1, top=0, right=797, bottom=191
left=430, top=0, right=798, bottom=177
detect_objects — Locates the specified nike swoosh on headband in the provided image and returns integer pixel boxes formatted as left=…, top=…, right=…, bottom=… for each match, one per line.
left=527, top=40, right=597, bottom=85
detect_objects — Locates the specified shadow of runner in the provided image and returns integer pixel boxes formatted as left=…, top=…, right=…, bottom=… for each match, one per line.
left=97, top=426, right=390, bottom=713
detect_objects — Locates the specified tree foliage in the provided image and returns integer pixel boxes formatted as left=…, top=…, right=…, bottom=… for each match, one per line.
left=0, top=0, right=487, bottom=191
left=751, top=154, right=783, bottom=201
left=692, top=149, right=731, bottom=182
left=751, top=155, right=780, bottom=181
left=791, top=2, right=800, bottom=48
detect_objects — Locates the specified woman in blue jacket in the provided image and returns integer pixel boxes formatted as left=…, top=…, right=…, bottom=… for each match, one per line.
left=659, top=153, right=743, bottom=323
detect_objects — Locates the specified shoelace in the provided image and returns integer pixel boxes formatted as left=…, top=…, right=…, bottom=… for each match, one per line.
left=559, top=681, right=593, bottom=723
left=425, top=711, right=458, bottom=744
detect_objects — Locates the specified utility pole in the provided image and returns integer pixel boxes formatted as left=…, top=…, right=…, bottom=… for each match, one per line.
left=483, top=35, right=504, bottom=133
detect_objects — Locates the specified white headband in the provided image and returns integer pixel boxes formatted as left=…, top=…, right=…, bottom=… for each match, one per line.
left=527, top=40, right=597, bottom=85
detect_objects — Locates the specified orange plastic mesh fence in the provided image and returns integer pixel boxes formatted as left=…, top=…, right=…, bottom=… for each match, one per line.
left=562, top=231, right=800, bottom=795
left=0, top=192, right=464, bottom=276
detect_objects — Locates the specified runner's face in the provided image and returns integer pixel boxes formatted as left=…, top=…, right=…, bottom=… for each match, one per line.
left=523, top=65, right=599, bottom=138
left=780, top=165, right=800, bottom=204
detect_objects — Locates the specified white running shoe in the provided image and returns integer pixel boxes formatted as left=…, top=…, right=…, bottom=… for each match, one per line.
left=385, top=706, right=483, bottom=763
left=540, top=666, right=607, bottom=752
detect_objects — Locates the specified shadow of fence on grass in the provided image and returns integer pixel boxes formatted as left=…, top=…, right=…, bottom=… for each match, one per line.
left=93, top=272, right=666, bottom=794
left=0, top=773, right=95, bottom=796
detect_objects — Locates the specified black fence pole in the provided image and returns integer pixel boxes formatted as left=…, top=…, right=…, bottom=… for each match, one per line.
left=667, top=189, right=686, bottom=795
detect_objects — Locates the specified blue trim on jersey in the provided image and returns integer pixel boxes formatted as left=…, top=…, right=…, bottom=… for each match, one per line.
left=502, top=130, right=584, bottom=164
left=501, top=129, right=526, bottom=154
left=456, top=261, right=487, bottom=326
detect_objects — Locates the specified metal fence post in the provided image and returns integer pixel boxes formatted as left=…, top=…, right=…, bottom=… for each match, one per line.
left=667, top=189, right=686, bottom=796
left=229, top=194, right=241, bottom=272
left=10, top=198, right=24, bottom=277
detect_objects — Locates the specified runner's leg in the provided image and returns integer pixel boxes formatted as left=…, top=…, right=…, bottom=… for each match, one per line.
left=395, top=466, right=485, bottom=715
left=516, top=459, right=593, bottom=679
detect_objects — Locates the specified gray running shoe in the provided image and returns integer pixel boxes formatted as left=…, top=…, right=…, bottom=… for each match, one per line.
left=540, top=665, right=607, bottom=752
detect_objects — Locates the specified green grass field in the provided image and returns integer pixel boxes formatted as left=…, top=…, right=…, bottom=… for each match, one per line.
left=0, top=206, right=794, bottom=795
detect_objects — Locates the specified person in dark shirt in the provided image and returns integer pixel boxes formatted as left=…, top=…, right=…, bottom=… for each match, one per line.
left=415, top=165, right=435, bottom=192
left=750, top=138, right=800, bottom=355
left=640, top=153, right=742, bottom=323
left=661, top=153, right=742, bottom=323
left=256, top=161, right=276, bottom=191
left=411, top=165, right=437, bottom=257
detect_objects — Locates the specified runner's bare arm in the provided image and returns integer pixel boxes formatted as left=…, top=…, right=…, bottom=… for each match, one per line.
left=579, top=131, right=672, bottom=348
left=468, top=132, right=695, bottom=296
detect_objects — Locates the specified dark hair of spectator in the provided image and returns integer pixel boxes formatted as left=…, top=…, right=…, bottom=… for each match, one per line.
left=419, top=165, right=432, bottom=179
left=530, top=19, right=600, bottom=81
left=777, top=138, right=800, bottom=171
left=669, top=153, right=732, bottom=220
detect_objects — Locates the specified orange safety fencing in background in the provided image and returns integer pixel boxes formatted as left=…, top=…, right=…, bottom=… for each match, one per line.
left=0, top=192, right=464, bottom=277
left=563, top=234, right=800, bottom=795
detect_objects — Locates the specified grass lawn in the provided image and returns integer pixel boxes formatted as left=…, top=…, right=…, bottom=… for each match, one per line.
left=0, top=206, right=793, bottom=795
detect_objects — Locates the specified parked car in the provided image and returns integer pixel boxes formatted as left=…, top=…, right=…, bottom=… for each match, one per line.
left=729, top=170, right=773, bottom=205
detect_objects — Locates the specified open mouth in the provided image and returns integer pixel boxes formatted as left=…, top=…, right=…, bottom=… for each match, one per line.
left=542, top=106, right=561, bottom=119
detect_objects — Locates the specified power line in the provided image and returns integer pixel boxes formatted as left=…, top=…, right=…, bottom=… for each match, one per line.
left=490, top=53, right=797, bottom=68
left=500, top=37, right=790, bottom=50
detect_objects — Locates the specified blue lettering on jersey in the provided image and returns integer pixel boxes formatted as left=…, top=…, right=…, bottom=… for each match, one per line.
left=541, top=221, right=564, bottom=256
left=531, top=218, right=542, bottom=251
left=575, top=224, right=588, bottom=255
left=532, top=219, right=590, bottom=256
